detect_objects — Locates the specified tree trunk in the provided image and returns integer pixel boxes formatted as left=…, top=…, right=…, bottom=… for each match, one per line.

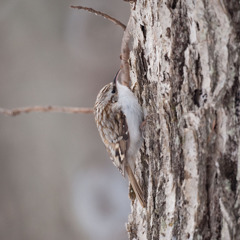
left=127, top=0, right=240, bottom=239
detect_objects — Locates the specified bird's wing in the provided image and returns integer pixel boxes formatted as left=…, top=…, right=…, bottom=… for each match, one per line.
left=108, top=109, right=146, bottom=207
left=106, top=109, right=129, bottom=177
left=97, top=104, right=146, bottom=207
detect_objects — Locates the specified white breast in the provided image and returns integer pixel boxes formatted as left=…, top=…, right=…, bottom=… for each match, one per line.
left=116, top=81, right=143, bottom=159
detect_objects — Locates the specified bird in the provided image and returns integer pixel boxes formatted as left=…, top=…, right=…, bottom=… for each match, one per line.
left=94, top=69, right=146, bottom=208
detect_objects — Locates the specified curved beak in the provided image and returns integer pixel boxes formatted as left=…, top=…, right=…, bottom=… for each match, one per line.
left=113, top=69, right=121, bottom=85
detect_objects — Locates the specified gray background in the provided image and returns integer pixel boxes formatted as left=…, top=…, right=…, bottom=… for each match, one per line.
left=0, top=0, right=130, bottom=239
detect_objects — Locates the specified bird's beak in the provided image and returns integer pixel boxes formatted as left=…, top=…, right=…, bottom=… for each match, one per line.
left=113, top=69, right=121, bottom=85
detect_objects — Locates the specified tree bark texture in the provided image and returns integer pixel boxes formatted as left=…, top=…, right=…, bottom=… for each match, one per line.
left=127, top=0, right=240, bottom=239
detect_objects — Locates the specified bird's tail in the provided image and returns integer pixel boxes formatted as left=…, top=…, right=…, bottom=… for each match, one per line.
left=125, top=165, right=146, bottom=208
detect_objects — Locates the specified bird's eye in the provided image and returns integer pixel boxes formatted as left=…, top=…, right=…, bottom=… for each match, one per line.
left=111, top=86, right=116, bottom=94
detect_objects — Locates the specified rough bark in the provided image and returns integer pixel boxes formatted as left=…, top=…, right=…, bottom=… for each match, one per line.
left=127, top=0, right=240, bottom=239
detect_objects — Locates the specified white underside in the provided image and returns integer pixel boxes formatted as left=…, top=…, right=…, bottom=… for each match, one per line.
left=116, top=81, right=143, bottom=163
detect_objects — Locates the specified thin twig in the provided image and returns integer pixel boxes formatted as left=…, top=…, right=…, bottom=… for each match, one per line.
left=71, top=5, right=126, bottom=30
left=0, top=106, right=93, bottom=117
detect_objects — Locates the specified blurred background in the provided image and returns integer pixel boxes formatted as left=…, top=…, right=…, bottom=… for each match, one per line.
left=0, top=0, right=130, bottom=239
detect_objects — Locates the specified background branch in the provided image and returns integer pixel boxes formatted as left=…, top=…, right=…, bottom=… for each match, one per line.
left=0, top=106, right=93, bottom=116
left=71, top=5, right=126, bottom=30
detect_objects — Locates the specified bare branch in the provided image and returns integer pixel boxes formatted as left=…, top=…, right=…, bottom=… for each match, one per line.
left=71, top=5, right=126, bottom=30
left=0, top=106, right=93, bottom=117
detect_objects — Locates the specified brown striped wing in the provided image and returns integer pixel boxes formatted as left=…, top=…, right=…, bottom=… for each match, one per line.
left=96, top=105, right=129, bottom=177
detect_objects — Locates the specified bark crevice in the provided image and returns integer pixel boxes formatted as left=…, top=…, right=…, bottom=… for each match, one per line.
left=127, top=0, right=240, bottom=239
